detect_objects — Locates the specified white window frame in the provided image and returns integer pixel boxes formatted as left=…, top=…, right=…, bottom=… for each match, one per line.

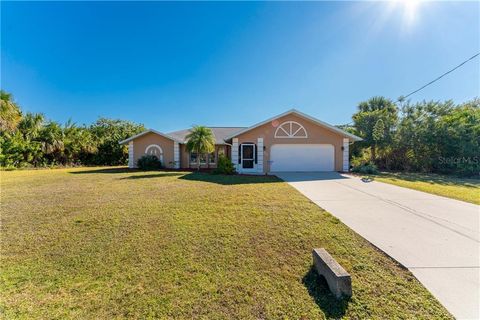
left=189, top=151, right=216, bottom=165
left=274, top=121, right=308, bottom=138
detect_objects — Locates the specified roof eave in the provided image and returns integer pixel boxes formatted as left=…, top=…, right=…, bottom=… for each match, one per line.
left=119, top=129, right=183, bottom=145
left=224, top=109, right=363, bottom=141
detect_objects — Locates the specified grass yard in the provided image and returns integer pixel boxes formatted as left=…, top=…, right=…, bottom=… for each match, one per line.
left=1, top=167, right=452, bottom=319
left=371, top=172, right=480, bottom=205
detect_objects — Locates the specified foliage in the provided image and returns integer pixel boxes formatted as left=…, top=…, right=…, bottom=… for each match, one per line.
left=351, top=97, right=479, bottom=177
left=352, top=96, right=398, bottom=161
left=88, top=118, right=145, bottom=165
left=213, top=154, right=236, bottom=175
left=0, top=91, right=145, bottom=168
left=185, top=125, right=216, bottom=170
left=372, top=119, right=385, bottom=144
left=351, top=163, right=379, bottom=174
left=350, top=148, right=372, bottom=167
left=0, top=90, right=22, bottom=132
left=137, top=154, right=162, bottom=170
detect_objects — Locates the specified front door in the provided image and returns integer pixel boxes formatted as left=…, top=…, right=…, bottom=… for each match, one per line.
left=241, top=144, right=255, bottom=169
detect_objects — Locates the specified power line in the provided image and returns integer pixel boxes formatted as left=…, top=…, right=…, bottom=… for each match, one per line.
left=341, top=53, right=480, bottom=126
left=398, top=52, right=480, bottom=102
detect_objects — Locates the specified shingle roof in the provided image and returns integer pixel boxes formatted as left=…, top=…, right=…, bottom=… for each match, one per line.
left=168, top=127, right=246, bottom=144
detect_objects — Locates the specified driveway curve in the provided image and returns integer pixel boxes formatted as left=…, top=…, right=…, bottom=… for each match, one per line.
left=276, top=172, right=479, bottom=319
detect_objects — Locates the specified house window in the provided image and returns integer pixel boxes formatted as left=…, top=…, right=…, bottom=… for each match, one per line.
left=208, top=152, right=216, bottom=164
left=145, top=144, right=164, bottom=162
left=190, top=152, right=198, bottom=163
left=190, top=152, right=209, bottom=164
left=274, top=121, right=308, bottom=138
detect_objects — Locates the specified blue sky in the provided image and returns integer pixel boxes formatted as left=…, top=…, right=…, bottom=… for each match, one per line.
left=1, top=1, right=479, bottom=131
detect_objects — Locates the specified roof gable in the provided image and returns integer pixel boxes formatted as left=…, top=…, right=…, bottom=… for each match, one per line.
left=224, top=109, right=362, bottom=141
left=119, top=129, right=183, bottom=145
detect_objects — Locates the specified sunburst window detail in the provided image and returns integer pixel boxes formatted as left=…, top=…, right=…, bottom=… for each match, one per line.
left=274, top=121, right=308, bottom=138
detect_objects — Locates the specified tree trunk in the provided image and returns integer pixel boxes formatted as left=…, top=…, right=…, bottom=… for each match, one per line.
left=371, top=145, right=376, bottom=163
left=197, top=148, right=200, bottom=171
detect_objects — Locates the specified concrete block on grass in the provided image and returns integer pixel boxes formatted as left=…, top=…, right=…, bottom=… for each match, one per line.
left=312, top=248, right=352, bottom=298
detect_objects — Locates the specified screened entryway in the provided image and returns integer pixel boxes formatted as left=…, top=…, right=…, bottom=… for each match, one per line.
left=241, top=144, right=255, bottom=169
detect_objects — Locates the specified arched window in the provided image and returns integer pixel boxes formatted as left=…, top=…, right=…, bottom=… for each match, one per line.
left=145, top=144, right=163, bottom=161
left=274, top=121, right=308, bottom=138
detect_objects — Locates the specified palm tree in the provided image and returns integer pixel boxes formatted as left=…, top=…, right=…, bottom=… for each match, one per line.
left=18, top=112, right=44, bottom=140
left=353, top=96, right=398, bottom=161
left=40, top=122, right=65, bottom=163
left=63, top=120, right=98, bottom=163
left=0, top=90, right=22, bottom=132
left=185, top=126, right=215, bottom=171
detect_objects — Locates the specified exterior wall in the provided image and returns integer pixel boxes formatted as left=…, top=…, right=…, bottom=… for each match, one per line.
left=180, top=144, right=189, bottom=169
left=132, top=132, right=175, bottom=168
left=257, top=138, right=264, bottom=173
left=235, top=113, right=346, bottom=172
left=174, top=142, right=180, bottom=169
left=342, top=138, right=350, bottom=172
left=231, top=138, right=239, bottom=171
left=128, top=141, right=134, bottom=168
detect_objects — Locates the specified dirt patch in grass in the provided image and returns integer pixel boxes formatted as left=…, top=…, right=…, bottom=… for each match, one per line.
left=0, top=167, right=452, bottom=319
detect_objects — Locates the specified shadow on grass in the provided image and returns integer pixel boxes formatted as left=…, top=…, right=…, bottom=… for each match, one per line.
left=69, top=167, right=132, bottom=174
left=302, top=265, right=350, bottom=319
left=120, top=172, right=185, bottom=180
left=179, top=172, right=281, bottom=185
left=68, top=168, right=280, bottom=185
left=275, top=172, right=349, bottom=182
left=379, top=172, right=479, bottom=188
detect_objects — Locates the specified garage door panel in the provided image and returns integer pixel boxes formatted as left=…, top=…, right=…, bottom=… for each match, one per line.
left=270, top=144, right=334, bottom=172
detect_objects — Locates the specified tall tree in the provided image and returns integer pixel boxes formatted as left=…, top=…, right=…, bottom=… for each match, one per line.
left=372, top=118, right=385, bottom=160
left=63, top=119, right=97, bottom=164
left=40, top=121, right=65, bottom=163
left=89, top=118, right=145, bottom=165
left=435, top=99, right=479, bottom=175
left=185, top=126, right=215, bottom=170
left=352, top=96, right=398, bottom=161
left=0, top=90, right=22, bottom=132
left=395, top=100, right=454, bottom=171
left=18, top=112, right=44, bottom=140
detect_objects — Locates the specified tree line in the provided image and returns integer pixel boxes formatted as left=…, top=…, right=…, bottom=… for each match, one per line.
left=349, top=96, right=479, bottom=176
left=1, top=90, right=479, bottom=176
left=0, top=90, right=145, bottom=168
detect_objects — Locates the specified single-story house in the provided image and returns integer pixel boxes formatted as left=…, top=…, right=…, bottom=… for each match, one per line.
left=119, top=109, right=362, bottom=174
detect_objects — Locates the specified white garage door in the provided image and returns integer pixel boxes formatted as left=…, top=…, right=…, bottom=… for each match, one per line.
left=270, top=144, right=334, bottom=172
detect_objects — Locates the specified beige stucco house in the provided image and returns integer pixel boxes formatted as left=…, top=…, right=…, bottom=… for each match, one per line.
left=119, top=109, right=362, bottom=174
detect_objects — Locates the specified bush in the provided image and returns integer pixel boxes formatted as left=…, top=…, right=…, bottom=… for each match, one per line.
left=351, top=148, right=372, bottom=167
left=351, top=163, right=379, bottom=175
left=213, top=154, right=236, bottom=175
left=137, top=155, right=162, bottom=170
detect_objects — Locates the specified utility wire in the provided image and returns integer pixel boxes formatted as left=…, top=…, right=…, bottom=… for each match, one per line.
left=397, top=52, right=480, bottom=102
left=340, top=53, right=480, bottom=127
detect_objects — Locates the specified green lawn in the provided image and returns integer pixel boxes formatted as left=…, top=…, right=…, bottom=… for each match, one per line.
left=1, top=167, right=452, bottom=319
left=371, top=172, right=480, bottom=205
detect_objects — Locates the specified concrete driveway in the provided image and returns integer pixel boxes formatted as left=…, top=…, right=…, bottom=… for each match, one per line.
left=276, top=172, right=480, bottom=319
